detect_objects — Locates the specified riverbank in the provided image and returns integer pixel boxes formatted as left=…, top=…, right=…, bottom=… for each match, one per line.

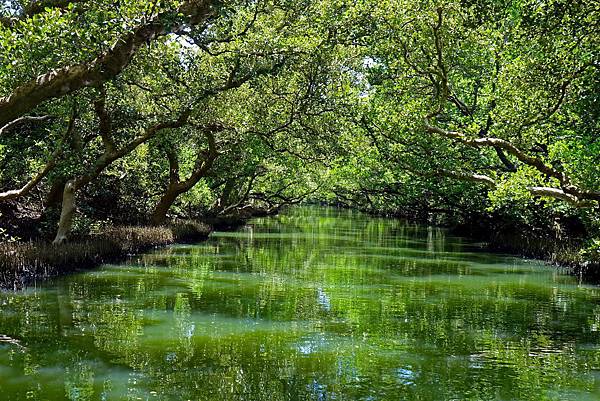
left=473, top=230, right=600, bottom=281
left=442, top=213, right=599, bottom=281
left=0, top=220, right=213, bottom=291
left=331, top=202, right=600, bottom=281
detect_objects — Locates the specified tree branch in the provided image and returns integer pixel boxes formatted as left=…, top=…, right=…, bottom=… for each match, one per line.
left=0, top=115, right=53, bottom=136
left=0, top=112, right=76, bottom=201
left=0, top=0, right=215, bottom=127
left=424, top=120, right=600, bottom=205
left=93, top=86, right=116, bottom=152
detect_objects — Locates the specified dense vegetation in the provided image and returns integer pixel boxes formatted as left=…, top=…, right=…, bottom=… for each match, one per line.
left=0, top=0, right=598, bottom=274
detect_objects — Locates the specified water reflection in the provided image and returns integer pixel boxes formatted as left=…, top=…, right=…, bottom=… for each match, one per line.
left=1, top=207, right=600, bottom=400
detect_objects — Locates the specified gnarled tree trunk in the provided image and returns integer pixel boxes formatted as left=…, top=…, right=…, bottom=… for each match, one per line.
left=151, top=187, right=183, bottom=226
left=150, top=130, right=218, bottom=225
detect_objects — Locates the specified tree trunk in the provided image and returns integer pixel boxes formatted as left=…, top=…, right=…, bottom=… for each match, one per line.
left=151, top=132, right=218, bottom=225
left=53, top=180, right=77, bottom=244
left=37, top=178, right=66, bottom=231
left=150, top=188, right=180, bottom=226
left=45, top=178, right=67, bottom=209
left=213, top=178, right=235, bottom=214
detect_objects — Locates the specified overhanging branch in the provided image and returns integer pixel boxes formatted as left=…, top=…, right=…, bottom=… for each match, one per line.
left=0, top=0, right=215, bottom=127
left=424, top=120, right=600, bottom=206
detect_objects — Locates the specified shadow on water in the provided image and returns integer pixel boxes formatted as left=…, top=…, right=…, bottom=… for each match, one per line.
left=1, top=206, right=600, bottom=400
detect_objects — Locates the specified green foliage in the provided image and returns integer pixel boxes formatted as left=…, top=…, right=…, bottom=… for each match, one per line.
left=0, top=0, right=597, bottom=264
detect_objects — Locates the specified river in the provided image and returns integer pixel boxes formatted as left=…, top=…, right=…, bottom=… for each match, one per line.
left=1, top=207, right=600, bottom=400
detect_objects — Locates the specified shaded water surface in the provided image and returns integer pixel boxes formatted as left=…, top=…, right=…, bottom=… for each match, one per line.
left=1, top=207, right=600, bottom=400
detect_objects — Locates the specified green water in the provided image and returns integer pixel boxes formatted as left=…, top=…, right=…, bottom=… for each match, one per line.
left=1, top=207, right=600, bottom=400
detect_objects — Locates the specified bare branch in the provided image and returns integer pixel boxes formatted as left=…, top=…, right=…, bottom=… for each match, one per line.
left=436, top=169, right=496, bottom=188
left=0, top=115, right=53, bottom=136
left=0, top=112, right=76, bottom=201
